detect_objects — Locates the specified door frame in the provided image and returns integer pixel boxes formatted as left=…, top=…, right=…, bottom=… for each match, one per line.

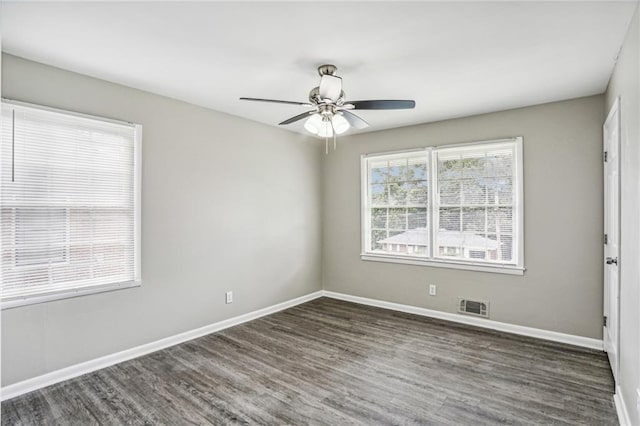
left=603, top=96, right=621, bottom=381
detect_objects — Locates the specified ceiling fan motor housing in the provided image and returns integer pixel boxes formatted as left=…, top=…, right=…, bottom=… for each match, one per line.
left=319, top=75, right=342, bottom=102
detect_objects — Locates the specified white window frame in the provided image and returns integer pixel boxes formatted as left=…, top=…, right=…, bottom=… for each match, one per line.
left=1, top=99, right=142, bottom=309
left=361, top=137, right=524, bottom=275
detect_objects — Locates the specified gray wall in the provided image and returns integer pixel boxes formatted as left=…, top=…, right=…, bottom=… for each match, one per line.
left=1, top=54, right=323, bottom=386
left=323, top=95, right=604, bottom=339
left=605, top=3, right=640, bottom=424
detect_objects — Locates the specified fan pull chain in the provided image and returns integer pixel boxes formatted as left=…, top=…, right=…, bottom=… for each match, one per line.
left=332, top=120, right=337, bottom=151
left=325, top=136, right=329, bottom=155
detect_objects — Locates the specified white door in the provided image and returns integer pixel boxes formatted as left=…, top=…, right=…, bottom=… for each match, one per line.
left=603, top=98, right=620, bottom=382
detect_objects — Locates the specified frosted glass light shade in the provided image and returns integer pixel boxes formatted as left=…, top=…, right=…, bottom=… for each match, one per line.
left=332, top=114, right=349, bottom=134
left=317, top=120, right=334, bottom=138
left=304, top=113, right=349, bottom=137
left=304, top=114, right=323, bottom=134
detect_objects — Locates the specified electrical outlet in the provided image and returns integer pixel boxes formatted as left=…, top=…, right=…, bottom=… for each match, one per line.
left=225, top=291, right=233, bottom=304
left=429, top=284, right=437, bottom=296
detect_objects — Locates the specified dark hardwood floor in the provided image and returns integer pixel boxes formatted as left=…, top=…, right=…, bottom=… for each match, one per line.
left=2, top=297, right=617, bottom=425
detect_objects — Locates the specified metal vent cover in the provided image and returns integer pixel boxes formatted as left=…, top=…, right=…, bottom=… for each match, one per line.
left=458, top=298, right=489, bottom=318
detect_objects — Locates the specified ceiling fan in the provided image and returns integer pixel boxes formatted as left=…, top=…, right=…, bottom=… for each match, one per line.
left=240, top=64, right=415, bottom=152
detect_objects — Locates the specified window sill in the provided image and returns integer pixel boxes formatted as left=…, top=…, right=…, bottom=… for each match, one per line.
left=361, top=253, right=525, bottom=275
left=1, top=280, right=142, bottom=310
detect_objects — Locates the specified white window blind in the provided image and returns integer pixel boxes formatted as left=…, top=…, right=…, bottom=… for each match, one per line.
left=361, top=138, right=523, bottom=274
left=364, top=151, right=430, bottom=256
left=1, top=101, right=141, bottom=307
left=434, top=142, right=517, bottom=264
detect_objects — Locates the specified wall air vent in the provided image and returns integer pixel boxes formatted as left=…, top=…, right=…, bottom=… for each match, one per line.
left=458, top=298, right=489, bottom=318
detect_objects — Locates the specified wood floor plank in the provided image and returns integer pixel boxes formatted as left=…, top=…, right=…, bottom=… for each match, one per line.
left=1, top=298, right=617, bottom=425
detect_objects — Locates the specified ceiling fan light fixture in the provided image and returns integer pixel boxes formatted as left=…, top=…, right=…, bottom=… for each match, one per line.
left=305, top=113, right=349, bottom=137
left=332, top=113, right=349, bottom=134
left=317, top=119, right=334, bottom=138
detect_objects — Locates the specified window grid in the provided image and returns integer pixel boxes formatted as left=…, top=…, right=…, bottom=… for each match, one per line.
left=433, top=145, right=516, bottom=264
left=366, top=151, right=430, bottom=257
left=362, top=138, right=523, bottom=272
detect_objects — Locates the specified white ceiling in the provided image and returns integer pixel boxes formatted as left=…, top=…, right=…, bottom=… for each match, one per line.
left=1, top=1, right=637, bottom=135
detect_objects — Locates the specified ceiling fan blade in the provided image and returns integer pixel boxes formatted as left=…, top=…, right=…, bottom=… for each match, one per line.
left=240, top=97, right=311, bottom=106
left=279, top=111, right=314, bottom=125
left=340, top=110, right=369, bottom=129
left=319, top=75, right=342, bottom=101
left=347, top=100, right=416, bottom=110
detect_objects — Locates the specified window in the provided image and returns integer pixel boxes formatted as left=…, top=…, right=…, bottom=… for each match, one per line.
left=1, top=101, right=141, bottom=308
left=361, top=138, right=524, bottom=275
left=367, top=151, right=430, bottom=257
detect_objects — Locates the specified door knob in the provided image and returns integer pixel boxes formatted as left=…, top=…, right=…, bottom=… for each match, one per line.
left=606, top=257, right=618, bottom=265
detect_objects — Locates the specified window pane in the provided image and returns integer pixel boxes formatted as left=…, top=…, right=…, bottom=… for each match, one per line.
left=438, top=156, right=462, bottom=180
left=487, top=234, right=499, bottom=260
left=487, top=208, right=497, bottom=233
left=487, top=207, right=513, bottom=233
left=371, top=184, right=387, bottom=205
left=407, top=208, right=427, bottom=228
left=435, top=142, right=517, bottom=265
left=371, top=230, right=387, bottom=251
left=379, top=228, right=428, bottom=255
left=439, top=208, right=461, bottom=231
left=370, top=161, right=389, bottom=184
left=487, top=177, right=513, bottom=204
left=461, top=152, right=486, bottom=179
left=485, top=150, right=513, bottom=177
left=366, top=152, right=429, bottom=256
left=499, top=207, right=513, bottom=231
left=407, top=158, right=428, bottom=180
left=461, top=179, right=486, bottom=204
left=407, top=187, right=428, bottom=204
left=407, top=180, right=428, bottom=204
left=388, top=182, right=408, bottom=205
left=469, top=250, right=486, bottom=259
left=371, top=208, right=387, bottom=228
left=497, top=177, right=513, bottom=204
left=388, top=159, right=405, bottom=178
left=437, top=232, right=496, bottom=261
left=462, top=207, right=485, bottom=232
left=439, top=180, right=460, bottom=205
left=388, top=208, right=406, bottom=229
left=498, top=234, right=514, bottom=262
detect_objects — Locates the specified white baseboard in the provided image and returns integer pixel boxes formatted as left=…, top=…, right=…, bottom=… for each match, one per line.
left=614, top=386, right=632, bottom=426
left=1, top=290, right=324, bottom=402
left=323, top=291, right=604, bottom=351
